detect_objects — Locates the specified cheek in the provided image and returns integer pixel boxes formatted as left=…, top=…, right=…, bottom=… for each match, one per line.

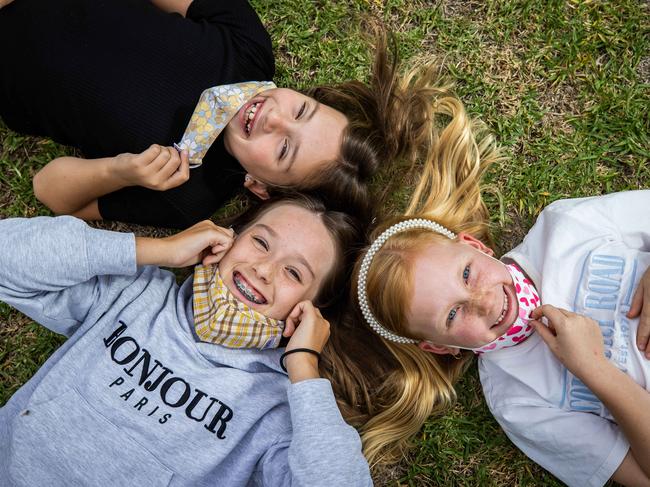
left=454, top=319, right=486, bottom=343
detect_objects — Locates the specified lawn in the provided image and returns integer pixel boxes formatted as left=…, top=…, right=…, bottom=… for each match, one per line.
left=1, top=0, right=648, bottom=485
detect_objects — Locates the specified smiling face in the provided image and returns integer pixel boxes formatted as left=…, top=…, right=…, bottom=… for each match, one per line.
left=407, top=235, right=519, bottom=352
left=218, top=204, right=337, bottom=320
left=222, top=88, right=348, bottom=191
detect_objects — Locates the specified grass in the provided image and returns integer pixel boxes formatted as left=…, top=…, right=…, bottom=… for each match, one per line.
left=1, top=0, right=648, bottom=485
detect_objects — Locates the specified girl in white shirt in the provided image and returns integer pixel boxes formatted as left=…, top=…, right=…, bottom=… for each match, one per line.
left=353, top=94, right=650, bottom=486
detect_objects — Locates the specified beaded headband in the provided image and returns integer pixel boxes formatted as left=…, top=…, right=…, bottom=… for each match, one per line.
left=357, top=218, right=456, bottom=344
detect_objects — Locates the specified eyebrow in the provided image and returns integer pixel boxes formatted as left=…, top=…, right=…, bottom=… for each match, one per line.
left=285, top=102, right=322, bottom=173
left=255, top=223, right=316, bottom=279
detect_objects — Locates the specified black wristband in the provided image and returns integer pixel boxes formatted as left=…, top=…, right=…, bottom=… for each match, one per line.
left=280, top=348, right=320, bottom=373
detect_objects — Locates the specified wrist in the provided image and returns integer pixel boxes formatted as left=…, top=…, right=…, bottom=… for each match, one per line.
left=108, top=154, right=135, bottom=188
left=135, top=237, right=167, bottom=266
left=284, top=351, right=320, bottom=383
left=575, top=356, right=615, bottom=387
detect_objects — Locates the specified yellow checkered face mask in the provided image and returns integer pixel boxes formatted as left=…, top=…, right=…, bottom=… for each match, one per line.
left=176, top=81, right=277, bottom=168
left=192, top=264, right=285, bottom=349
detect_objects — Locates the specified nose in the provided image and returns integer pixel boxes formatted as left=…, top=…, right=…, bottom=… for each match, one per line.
left=263, top=108, right=288, bottom=133
left=252, top=259, right=275, bottom=283
left=467, top=287, right=492, bottom=317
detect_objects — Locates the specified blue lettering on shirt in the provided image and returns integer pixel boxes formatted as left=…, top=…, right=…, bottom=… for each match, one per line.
left=561, top=253, right=633, bottom=416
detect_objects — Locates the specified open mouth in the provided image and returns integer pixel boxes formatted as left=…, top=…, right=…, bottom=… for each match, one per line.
left=492, top=292, right=509, bottom=328
left=243, top=100, right=264, bottom=136
left=233, top=271, right=267, bottom=304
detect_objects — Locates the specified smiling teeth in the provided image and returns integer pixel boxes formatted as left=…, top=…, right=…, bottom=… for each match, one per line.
left=234, top=273, right=265, bottom=304
left=494, top=294, right=508, bottom=326
left=245, top=103, right=259, bottom=134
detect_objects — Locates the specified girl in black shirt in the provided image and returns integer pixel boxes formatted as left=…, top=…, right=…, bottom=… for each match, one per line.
left=0, top=0, right=451, bottom=228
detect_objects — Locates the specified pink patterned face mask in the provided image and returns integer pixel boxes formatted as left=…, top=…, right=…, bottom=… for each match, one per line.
left=471, top=263, right=540, bottom=354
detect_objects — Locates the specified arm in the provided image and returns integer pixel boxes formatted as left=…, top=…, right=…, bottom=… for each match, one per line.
left=532, top=305, right=650, bottom=483
left=149, top=0, right=193, bottom=16
left=33, top=145, right=189, bottom=220
left=0, top=217, right=232, bottom=336
left=254, top=302, right=372, bottom=486
left=0, top=216, right=136, bottom=335
left=0, top=0, right=14, bottom=9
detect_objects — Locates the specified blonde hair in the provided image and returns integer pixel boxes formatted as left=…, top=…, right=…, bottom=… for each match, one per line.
left=333, top=82, right=503, bottom=464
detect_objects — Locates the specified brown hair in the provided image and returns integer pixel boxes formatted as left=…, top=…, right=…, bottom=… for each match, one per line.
left=268, top=32, right=455, bottom=222
left=323, top=91, right=504, bottom=465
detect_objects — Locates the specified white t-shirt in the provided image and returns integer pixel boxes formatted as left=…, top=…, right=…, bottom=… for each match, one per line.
left=479, top=190, right=650, bottom=487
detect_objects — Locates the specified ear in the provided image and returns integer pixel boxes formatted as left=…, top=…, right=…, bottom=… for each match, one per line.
left=456, top=232, right=494, bottom=256
left=418, top=341, right=459, bottom=356
left=243, top=174, right=270, bottom=200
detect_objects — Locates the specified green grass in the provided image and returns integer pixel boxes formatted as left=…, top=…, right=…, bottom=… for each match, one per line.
left=1, top=0, right=649, bottom=485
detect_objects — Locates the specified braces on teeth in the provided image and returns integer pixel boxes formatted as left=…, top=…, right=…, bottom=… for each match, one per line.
left=235, top=275, right=264, bottom=304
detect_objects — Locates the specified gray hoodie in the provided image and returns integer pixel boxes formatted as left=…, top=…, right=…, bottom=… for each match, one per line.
left=0, top=216, right=372, bottom=487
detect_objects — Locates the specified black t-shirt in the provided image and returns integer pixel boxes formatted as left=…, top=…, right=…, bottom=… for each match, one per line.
left=0, top=0, right=274, bottom=228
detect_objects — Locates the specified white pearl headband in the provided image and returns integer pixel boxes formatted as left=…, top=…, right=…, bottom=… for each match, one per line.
left=357, top=218, right=457, bottom=344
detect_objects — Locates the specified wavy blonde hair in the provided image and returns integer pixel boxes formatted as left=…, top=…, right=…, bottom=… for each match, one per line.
left=328, top=85, right=504, bottom=465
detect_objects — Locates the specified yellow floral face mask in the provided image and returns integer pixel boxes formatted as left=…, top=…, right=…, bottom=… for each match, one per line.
left=192, top=264, right=285, bottom=349
left=176, top=81, right=276, bottom=168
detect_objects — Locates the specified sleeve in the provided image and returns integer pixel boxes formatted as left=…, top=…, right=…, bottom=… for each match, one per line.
left=0, top=216, right=137, bottom=336
left=506, top=190, right=650, bottom=279
left=599, top=190, right=650, bottom=250
left=537, top=190, right=650, bottom=250
left=494, top=402, right=629, bottom=487
left=252, top=379, right=372, bottom=487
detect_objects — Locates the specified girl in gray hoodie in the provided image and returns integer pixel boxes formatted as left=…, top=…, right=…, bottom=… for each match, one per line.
left=0, top=194, right=372, bottom=487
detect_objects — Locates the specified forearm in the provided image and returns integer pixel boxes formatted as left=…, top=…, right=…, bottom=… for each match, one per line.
left=285, top=353, right=320, bottom=383
left=0, top=216, right=135, bottom=293
left=149, top=0, right=193, bottom=16
left=34, top=156, right=128, bottom=216
left=582, top=362, right=650, bottom=478
left=285, top=380, right=372, bottom=486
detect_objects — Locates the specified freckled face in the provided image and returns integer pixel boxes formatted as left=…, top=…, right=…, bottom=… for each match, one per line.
left=223, top=88, right=348, bottom=187
left=407, top=238, right=519, bottom=348
left=218, top=204, right=337, bottom=320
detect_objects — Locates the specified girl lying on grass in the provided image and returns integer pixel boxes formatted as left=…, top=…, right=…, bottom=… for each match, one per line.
left=353, top=95, right=650, bottom=485
left=1, top=0, right=450, bottom=228
left=0, top=193, right=372, bottom=486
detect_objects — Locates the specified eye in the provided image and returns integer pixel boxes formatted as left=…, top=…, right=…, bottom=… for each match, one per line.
left=296, top=102, right=306, bottom=119
left=279, top=139, right=288, bottom=160
left=286, top=267, right=302, bottom=283
left=253, top=236, right=269, bottom=251
left=447, top=307, right=459, bottom=326
left=463, top=265, right=471, bottom=283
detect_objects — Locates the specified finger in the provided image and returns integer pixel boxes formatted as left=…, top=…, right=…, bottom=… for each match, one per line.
left=531, top=304, right=566, bottom=329
left=637, top=308, right=650, bottom=355
left=531, top=319, right=556, bottom=345
left=531, top=304, right=559, bottom=320
left=287, top=301, right=306, bottom=323
left=138, top=144, right=162, bottom=163
left=627, top=284, right=644, bottom=318
left=148, top=145, right=173, bottom=171
left=282, top=319, right=296, bottom=338
left=202, top=251, right=227, bottom=266
left=158, top=148, right=183, bottom=181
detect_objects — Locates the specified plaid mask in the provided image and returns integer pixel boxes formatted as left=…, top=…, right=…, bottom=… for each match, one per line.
left=192, top=264, right=285, bottom=349
left=176, top=81, right=277, bottom=168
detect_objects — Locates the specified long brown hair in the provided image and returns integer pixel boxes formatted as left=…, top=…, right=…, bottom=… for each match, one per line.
left=323, top=88, right=503, bottom=465
left=271, top=32, right=455, bottom=222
